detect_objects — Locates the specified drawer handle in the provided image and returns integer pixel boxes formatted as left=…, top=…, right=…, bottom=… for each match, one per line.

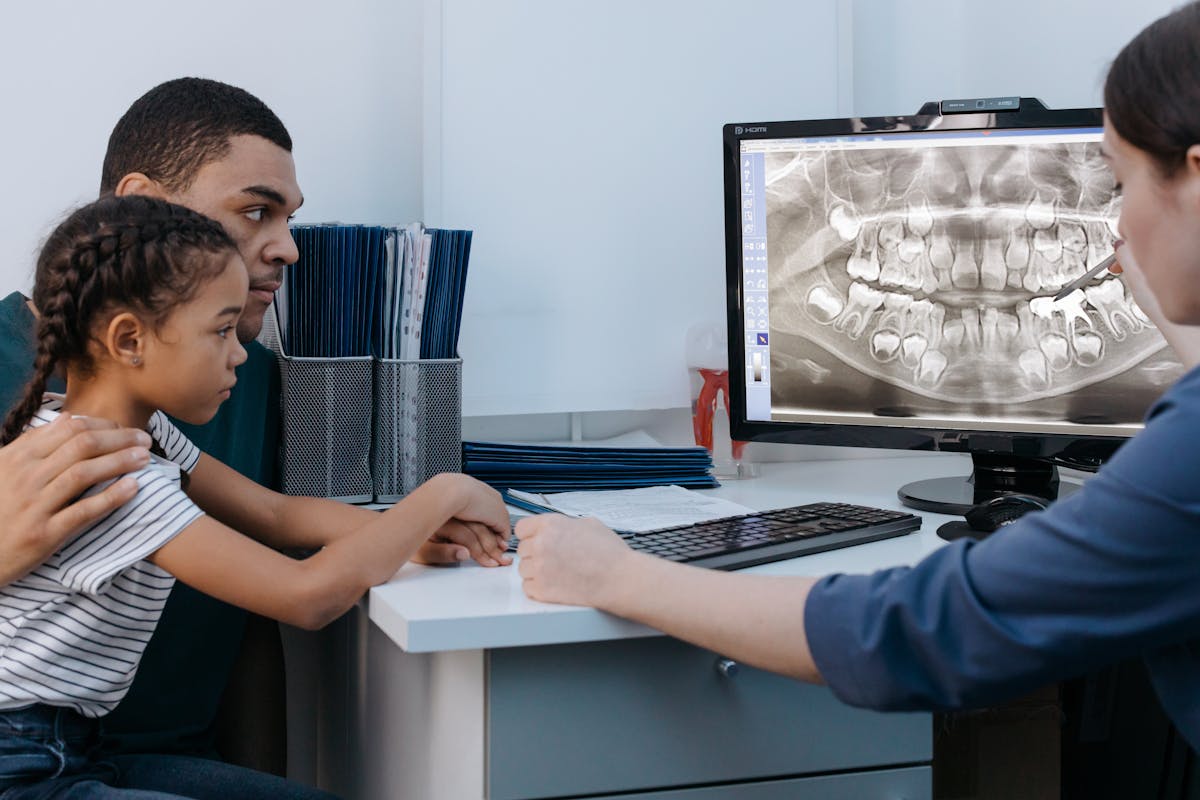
left=715, top=657, right=740, bottom=678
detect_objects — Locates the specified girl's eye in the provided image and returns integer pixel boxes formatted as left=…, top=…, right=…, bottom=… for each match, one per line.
left=1112, top=182, right=1123, bottom=196
left=218, top=326, right=233, bottom=339
left=245, top=208, right=265, bottom=222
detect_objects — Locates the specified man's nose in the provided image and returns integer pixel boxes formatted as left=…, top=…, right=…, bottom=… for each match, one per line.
left=264, top=221, right=299, bottom=266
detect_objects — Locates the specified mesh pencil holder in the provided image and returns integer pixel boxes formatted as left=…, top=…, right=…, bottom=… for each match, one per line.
left=277, top=355, right=374, bottom=502
left=373, top=358, right=463, bottom=502
left=261, top=306, right=374, bottom=502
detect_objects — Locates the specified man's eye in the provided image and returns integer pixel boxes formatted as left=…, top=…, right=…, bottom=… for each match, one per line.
left=245, top=209, right=265, bottom=222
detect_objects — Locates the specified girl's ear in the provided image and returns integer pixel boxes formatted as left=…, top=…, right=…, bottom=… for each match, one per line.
left=104, top=312, right=147, bottom=367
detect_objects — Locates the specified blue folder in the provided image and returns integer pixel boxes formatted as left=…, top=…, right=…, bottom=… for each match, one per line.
left=463, top=441, right=718, bottom=492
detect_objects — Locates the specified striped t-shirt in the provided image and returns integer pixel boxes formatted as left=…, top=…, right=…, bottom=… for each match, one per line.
left=0, top=397, right=203, bottom=718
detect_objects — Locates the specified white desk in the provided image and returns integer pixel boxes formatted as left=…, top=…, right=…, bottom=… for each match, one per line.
left=292, top=453, right=1046, bottom=800
left=371, top=454, right=960, bottom=654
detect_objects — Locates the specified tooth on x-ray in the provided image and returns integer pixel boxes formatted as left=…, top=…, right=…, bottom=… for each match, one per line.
left=767, top=139, right=1167, bottom=405
left=774, top=353, right=832, bottom=384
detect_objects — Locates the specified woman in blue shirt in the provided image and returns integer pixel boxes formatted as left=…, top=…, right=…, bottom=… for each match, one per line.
left=515, top=1, right=1200, bottom=752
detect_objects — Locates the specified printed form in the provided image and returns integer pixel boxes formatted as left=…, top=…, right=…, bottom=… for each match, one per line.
left=507, top=485, right=754, bottom=533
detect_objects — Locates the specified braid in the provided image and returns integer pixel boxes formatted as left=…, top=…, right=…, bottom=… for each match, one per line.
left=0, top=239, right=93, bottom=445
left=1, top=334, right=58, bottom=446
left=1, top=195, right=235, bottom=446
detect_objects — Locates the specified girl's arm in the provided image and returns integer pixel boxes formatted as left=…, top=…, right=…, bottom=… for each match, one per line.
left=185, top=452, right=511, bottom=565
left=149, top=472, right=509, bottom=630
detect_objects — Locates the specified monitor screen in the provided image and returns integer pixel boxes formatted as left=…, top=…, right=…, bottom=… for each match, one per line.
left=724, top=101, right=1186, bottom=511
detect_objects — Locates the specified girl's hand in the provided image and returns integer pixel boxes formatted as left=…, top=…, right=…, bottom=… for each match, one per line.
left=515, top=514, right=633, bottom=606
left=431, top=473, right=512, bottom=566
left=415, top=518, right=512, bottom=567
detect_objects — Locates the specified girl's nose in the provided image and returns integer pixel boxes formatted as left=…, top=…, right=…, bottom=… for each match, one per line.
left=231, top=338, right=248, bottom=367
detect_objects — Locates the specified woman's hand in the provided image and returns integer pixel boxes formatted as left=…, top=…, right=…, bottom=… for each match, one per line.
left=1108, top=239, right=1160, bottom=318
left=1111, top=242, right=1200, bottom=370
left=515, top=514, right=634, bottom=606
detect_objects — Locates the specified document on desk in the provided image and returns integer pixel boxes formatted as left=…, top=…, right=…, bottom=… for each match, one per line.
left=507, top=485, right=754, bottom=533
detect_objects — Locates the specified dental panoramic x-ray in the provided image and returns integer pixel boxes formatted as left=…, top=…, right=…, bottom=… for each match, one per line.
left=747, top=129, right=1184, bottom=431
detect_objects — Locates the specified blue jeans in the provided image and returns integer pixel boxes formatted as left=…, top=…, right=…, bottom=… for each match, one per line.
left=0, top=706, right=338, bottom=800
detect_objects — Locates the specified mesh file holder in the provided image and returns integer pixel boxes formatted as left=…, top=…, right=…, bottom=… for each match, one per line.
left=261, top=306, right=374, bottom=502
left=373, top=358, right=463, bottom=502
left=277, top=355, right=374, bottom=502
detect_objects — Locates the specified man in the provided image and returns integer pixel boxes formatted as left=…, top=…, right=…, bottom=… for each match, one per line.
left=0, top=77, right=473, bottom=775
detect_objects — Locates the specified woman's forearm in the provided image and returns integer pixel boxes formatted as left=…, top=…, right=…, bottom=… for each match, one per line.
left=602, top=552, right=825, bottom=681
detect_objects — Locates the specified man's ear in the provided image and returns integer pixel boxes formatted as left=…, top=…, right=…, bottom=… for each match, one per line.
left=104, top=312, right=147, bottom=367
left=113, top=172, right=168, bottom=200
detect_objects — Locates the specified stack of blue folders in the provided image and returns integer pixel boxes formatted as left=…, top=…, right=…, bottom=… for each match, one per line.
left=463, top=441, right=719, bottom=492
left=276, top=223, right=472, bottom=359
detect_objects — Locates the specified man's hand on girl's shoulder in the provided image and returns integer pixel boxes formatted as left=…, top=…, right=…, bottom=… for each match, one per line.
left=0, top=414, right=151, bottom=586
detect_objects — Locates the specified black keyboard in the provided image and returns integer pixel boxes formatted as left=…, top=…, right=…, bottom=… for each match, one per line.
left=621, top=502, right=921, bottom=570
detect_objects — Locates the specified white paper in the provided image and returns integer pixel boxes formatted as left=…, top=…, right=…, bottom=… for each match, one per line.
left=381, top=231, right=396, bottom=357
left=399, top=222, right=427, bottom=360
left=511, top=485, right=754, bottom=533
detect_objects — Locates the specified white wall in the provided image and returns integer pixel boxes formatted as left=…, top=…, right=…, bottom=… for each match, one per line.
left=0, top=0, right=423, bottom=296
left=851, top=0, right=1180, bottom=115
left=433, top=0, right=850, bottom=417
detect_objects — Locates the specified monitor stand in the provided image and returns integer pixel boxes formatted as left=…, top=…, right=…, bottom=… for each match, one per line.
left=897, top=452, right=1079, bottom=517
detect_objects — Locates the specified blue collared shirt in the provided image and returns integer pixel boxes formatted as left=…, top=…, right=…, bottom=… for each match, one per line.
left=806, top=363, right=1200, bottom=749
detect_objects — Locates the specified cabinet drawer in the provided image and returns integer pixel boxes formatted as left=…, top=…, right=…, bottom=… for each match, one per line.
left=487, top=637, right=930, bottom=800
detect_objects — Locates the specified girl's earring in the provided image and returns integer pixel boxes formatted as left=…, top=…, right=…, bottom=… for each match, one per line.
left=131, top=356, right=141, bottom=366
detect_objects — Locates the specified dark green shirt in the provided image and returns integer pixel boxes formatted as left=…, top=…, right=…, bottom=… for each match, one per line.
left=0, top=291, right=281, bottom=756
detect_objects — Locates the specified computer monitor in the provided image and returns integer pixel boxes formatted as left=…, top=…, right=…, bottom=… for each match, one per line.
left=724, top=98, right=1185, bottom=515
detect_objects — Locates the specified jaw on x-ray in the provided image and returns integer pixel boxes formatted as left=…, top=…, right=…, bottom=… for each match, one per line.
left=766, top=141, right=1178, bottom=426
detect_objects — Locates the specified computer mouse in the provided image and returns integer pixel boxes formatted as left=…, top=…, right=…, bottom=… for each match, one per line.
left=936, top=493, right=1051, bottom=542
left=964, top=493, right=1051, bottom=533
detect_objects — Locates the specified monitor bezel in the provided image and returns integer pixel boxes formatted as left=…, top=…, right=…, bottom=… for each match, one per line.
left=723, top=102, right=1129, bottom=462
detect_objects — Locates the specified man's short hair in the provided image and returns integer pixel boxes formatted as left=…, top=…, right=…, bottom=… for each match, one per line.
left=100, top=77, right=293, bottom=195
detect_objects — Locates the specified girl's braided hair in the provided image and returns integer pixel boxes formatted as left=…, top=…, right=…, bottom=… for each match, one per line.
left=1, top=194, right=237, bottom=446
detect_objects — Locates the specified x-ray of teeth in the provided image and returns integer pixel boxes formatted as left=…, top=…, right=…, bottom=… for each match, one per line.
left=765, top=140, right=1182, bottom=425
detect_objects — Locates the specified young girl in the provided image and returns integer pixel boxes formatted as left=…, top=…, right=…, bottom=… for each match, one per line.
left=0, top=195, right=511, bottom=799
